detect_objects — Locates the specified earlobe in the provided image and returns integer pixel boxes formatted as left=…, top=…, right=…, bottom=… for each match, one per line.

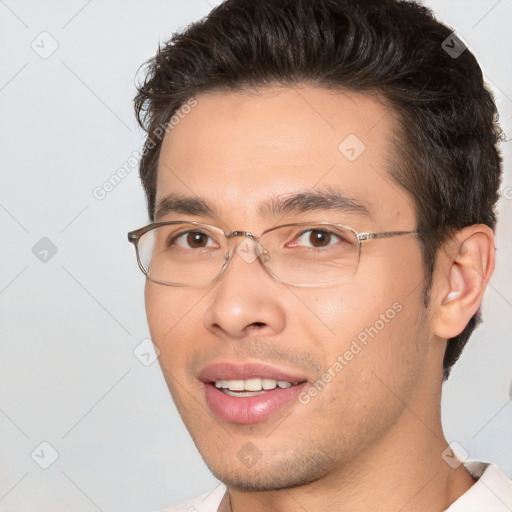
left=433, top=225, right=495, bottom=339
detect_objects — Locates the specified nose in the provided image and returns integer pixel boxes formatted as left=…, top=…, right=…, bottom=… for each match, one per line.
left=202, top=240, right=287, bottom=339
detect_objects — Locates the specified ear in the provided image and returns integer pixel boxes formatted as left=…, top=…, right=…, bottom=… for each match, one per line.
left=432, top=225, right=495, bottom=339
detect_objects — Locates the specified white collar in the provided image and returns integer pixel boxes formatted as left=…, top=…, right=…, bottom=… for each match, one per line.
left=445, top=461, right=512, bottom=511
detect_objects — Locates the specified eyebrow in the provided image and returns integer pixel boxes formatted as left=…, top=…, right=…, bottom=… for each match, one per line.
left=154, top=189, right=370, bottom=221
left=154, top=194, right=216, bottom=220
left=259, top=189, right=371, bottom=218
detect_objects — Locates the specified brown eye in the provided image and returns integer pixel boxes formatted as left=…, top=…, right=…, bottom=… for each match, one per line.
left=170, top=230, right=216, bottom=249
left=186, top=232, right=209, bottom=248
left=292, top=229, right=339, bottom=248
left=308, top=230, right=332, bottom=247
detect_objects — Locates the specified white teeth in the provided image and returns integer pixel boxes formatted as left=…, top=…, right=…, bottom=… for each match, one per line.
left=214, top=378, right=296, bottom=392
left=244, top=378, right=262, bottom=391
left=262, top=378, right=277, bottom=390
left=228, top=380, right=244, bottom=391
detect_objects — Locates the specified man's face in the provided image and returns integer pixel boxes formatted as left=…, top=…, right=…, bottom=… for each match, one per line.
left=145, top=86, right=434, bottom=490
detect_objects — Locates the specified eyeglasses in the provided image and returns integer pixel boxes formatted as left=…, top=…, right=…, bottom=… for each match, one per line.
left=127, top=221, right=417, bottom=287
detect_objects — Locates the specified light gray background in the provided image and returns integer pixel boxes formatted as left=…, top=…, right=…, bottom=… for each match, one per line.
left=0, top=1, right=511, bottom=511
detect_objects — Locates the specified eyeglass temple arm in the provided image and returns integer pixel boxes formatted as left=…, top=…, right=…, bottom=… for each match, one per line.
left=357, top=230, right=417, bottom=242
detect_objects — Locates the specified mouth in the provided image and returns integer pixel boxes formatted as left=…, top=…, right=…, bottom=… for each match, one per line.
left=198, top=363, right=309, bottom=425
left=214, top=377, right=304, bottom=397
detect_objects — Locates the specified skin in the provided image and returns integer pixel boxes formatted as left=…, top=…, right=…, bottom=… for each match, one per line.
left=144, top=86, right=495, bottom=511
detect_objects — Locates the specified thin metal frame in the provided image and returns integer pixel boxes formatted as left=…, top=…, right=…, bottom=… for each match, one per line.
left=127, top=221, right=417, bottom=287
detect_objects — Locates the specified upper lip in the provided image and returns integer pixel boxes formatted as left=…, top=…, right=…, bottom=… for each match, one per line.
left=197, top=362, right=309, bottom=384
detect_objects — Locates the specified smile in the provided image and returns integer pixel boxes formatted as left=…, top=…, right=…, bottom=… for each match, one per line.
left=215, top=377, right=301, bottom=396
left=199, top=363, right=309, bottom=425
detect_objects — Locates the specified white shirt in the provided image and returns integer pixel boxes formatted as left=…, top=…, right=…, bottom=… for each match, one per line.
left=158, top=461, right=512, bottom=512
left=446, top=462, right=512, bottom=511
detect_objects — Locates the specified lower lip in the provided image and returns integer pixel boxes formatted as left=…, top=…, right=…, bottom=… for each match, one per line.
left=204, top=382, right=307, bottom=425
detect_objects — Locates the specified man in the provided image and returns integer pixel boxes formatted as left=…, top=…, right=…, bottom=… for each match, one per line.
left=128, top=0, right=512, bottom=510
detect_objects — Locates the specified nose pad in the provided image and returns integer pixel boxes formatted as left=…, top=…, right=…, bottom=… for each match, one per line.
left=259, top=251, right=271, bottom=264
left=234, top=237, right=264, bottom=264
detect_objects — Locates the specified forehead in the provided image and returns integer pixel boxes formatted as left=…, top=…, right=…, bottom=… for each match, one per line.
left=156, top=86, right=414, bottom=228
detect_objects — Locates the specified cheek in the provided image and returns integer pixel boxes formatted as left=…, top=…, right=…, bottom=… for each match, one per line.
left=292, top=282, right=391, bottom=342
left=144, top=283, right=202, bottom=360
left=291, top=273, right=425, bottom=377
left=144, top=282, right=169, bottom=343
left=294, top=287, right=427, bottom=438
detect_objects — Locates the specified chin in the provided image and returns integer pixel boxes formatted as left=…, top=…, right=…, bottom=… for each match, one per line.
left=200, top=446, right=338, bottom=492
